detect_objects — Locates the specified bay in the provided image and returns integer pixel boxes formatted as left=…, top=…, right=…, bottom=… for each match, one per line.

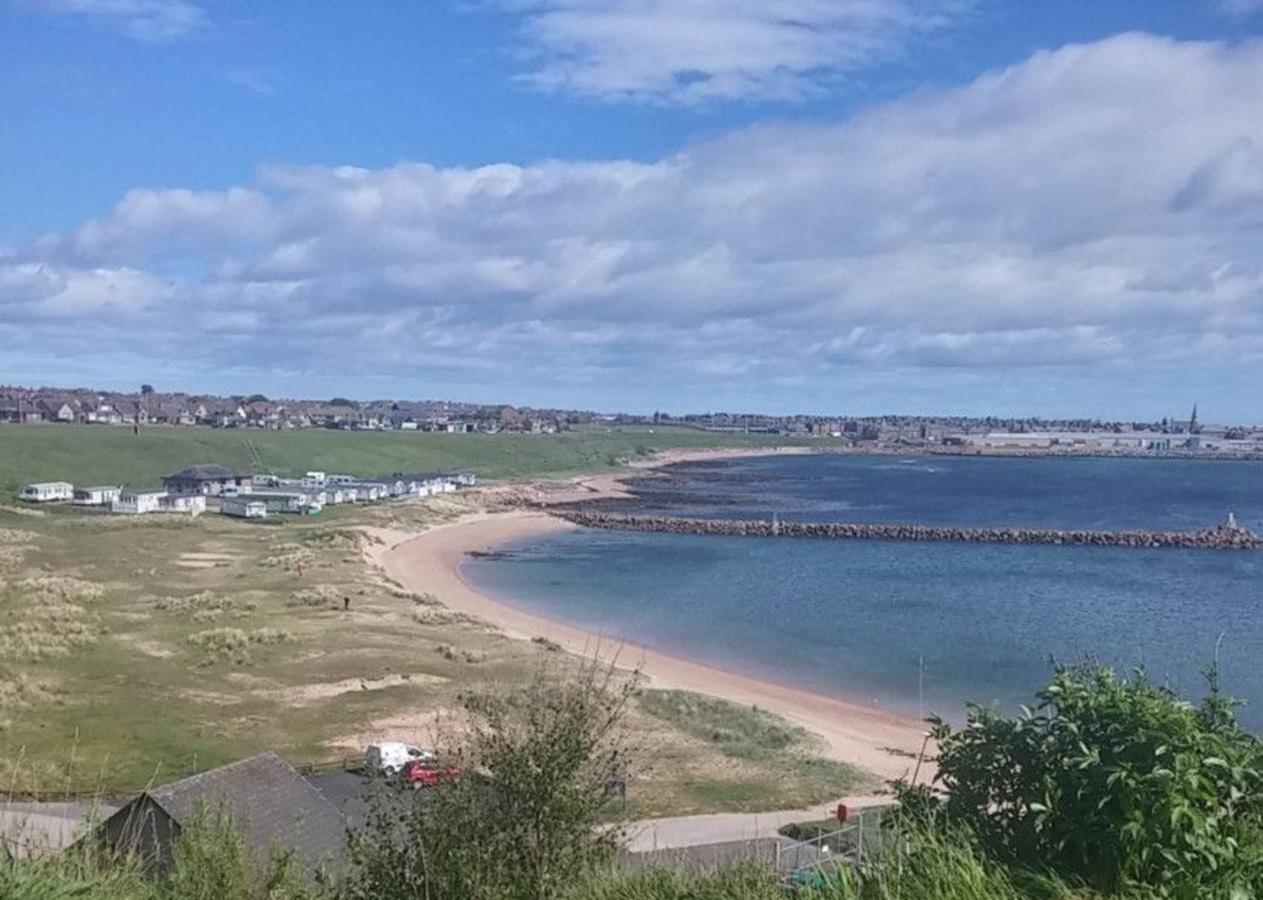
left=463, top=454, right=1263, bottom=728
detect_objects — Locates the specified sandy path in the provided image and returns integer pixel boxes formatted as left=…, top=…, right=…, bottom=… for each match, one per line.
left=474, top=445, right=816, bottom=508
left=370, top=511, right=930, bottom=784
left=625, top=445, right=815, bottom=470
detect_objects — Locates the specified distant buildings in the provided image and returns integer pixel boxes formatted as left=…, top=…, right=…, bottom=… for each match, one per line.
left=221, top=496, right=268, bottom=519
left=18, top=482, right=73, bottom=502
left=73, top=486, right=122, bottom=506
left=162, top=464, right=251, bottom=496
left=108, top=490, right=205, bottom=516
left=112, top=489, right=169, bottom=515
left=4, top=383, right=1261, bottom=457
left=0, top=386, right=578, bottom=433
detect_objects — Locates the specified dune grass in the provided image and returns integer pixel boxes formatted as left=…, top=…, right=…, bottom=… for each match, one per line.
left=628, top=690, right=877, bottom=815
left=0, top=494, right=866, bottom=815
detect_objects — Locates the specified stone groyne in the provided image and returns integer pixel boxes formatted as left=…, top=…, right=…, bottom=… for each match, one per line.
left=555, top=511, right=1263, bottom=551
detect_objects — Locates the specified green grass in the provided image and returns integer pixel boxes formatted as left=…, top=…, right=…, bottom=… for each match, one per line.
left=629, top=690, right=877, bottom=815
left=638, top=690, right=812, bottom=761
left=0, top=423, right=814, bottom=493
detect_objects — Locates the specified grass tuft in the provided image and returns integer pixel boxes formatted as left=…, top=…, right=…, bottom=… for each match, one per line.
left=187, top=627, right=297, bottom=662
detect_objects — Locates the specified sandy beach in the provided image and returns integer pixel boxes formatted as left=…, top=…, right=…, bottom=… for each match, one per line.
left=370, top=503, right=930, bottom=784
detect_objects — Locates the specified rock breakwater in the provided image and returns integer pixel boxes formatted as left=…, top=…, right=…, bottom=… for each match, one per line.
left=555, top=511, right=1263, bottom=550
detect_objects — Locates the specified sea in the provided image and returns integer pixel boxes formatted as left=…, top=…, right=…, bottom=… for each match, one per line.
left=462, top=454, right=1263, bottom=729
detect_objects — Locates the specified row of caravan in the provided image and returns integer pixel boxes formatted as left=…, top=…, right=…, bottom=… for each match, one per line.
left=17, top=482, right=205, bottom=516
left=218, top=471, right=476, bottom=519
left=18, top=470, right=475, bottom=520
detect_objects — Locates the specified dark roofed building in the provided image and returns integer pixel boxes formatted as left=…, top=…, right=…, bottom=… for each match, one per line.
left=162, top=463, right=251, bottom=496
left=100, top=752, right=346, bottom=873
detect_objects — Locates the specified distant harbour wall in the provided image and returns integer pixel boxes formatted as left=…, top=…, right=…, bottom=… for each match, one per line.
left=555, top=511, right=1263, bottom=550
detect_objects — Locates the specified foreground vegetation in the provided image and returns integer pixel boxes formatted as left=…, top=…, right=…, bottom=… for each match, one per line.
left=0, top=423, right=811, bottom=493
left=4, top=663, right=1260, bottom=899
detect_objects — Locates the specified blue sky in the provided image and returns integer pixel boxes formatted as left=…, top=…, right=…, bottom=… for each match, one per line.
left=2, top=1, right=1263, bottom=419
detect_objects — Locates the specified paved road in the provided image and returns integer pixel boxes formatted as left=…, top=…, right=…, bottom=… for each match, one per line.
left=2, top=783, right=886, bottom=864
left=623, top=794, right=889, bottom=852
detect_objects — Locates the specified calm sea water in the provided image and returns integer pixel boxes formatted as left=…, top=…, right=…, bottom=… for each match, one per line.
left=463, top=455, right=1263, bottom=728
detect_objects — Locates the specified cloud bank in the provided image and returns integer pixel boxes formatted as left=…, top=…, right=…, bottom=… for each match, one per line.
left=4, top=34, right=1263, bottom=412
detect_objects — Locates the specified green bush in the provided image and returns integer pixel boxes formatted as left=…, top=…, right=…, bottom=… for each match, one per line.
left=165, top=805, right=317, bottom=900
left=342, top=661, right=638, bottom=900
left=920, top=664, right=1263, bottom=897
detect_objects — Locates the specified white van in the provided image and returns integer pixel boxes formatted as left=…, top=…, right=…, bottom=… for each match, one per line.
left=365, top=742, right=433, bottom=775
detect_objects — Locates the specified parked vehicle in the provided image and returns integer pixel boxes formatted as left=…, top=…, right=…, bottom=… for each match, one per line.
left=366, top=742, right=433, bottom=776
left=402, top=758, right=462, bottom=787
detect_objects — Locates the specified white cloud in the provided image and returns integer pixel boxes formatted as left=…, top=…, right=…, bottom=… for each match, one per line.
left=1217, top=0, right=1263, bottom=18
left=27, top=0, right=205, bottom=42
left=222, top=67, right=278, bottom=96
left=6, top=33, right=1263, bottom=412
left=504, top=0, right=975, bottom=103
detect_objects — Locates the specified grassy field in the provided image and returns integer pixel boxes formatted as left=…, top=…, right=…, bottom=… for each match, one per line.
left=0, top=487, right=868, bottom=815
left=0, top=423, right=812, bottom=494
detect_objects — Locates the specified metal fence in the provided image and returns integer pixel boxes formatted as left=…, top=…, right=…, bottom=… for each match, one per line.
left=774, top=804, right=890, bottom=878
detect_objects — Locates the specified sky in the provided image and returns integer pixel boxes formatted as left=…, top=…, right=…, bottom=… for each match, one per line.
left=2, top=1, right=1263, bottom=419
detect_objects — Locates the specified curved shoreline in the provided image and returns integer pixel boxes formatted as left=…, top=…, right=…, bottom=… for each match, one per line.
left=372, top=510, right=929, bottom=783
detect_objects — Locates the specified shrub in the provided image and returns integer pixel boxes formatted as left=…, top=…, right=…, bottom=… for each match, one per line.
left=188, top=628, right=251, bottom=654
left=288, top=586, right=343, bottom=608
left=921, top=663, right=1263, bottom=897
left=411, top=607, right=466, bottom=626
left=156, top=592, right=253, bottom=615
left=434, top=644, right=484, bottom=663
left=164, top=805, right=319, bottom=900
left=0, top=851, right=156, bottom=900
left=0, top=671, right=62, bottom=709
left=851, top=817, right=1036, bottom=900
left=187, top=627, right=295, bottom=659
left=342, top=661, right=639, bottom=900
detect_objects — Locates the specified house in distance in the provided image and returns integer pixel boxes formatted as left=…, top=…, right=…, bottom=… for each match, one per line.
left=162, top=464, right=252, bottom=496
left=18, top=482, right=74, bottom=502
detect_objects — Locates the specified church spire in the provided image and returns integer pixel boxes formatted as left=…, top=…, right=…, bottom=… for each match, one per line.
left=1189, top=403, right=1199, bottom=434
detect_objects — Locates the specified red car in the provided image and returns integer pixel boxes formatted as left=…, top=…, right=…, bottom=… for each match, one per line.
left=402, top=758, right=462, bottom=787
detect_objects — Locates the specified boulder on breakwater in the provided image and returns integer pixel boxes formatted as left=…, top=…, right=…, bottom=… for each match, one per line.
left=554, top=511, right=1263, bottom=551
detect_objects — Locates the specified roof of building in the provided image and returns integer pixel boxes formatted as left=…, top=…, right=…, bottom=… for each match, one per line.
left=163, top=464, right=244, bottom=482
left=379, top=471, right=456, bottom=482
left=110, top=752, right=346, bottom=868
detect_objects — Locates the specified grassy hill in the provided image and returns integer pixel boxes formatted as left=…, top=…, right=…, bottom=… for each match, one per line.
left=0, top=423, right=811, bottom=492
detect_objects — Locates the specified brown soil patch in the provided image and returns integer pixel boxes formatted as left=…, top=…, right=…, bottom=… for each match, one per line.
left=328, top=709, right=452, bottom=753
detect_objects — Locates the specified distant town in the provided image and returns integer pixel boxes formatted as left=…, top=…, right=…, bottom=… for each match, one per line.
left=1, top=384, right=1261, bottom=456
